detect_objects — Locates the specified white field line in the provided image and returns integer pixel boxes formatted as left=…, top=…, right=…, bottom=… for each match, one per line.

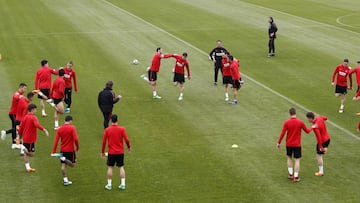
left=336, top=14, right=360, bottom=28
left=102, top=0, right=360, bottom=141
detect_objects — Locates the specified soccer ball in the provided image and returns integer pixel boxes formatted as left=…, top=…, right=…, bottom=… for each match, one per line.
left=132, top=59, right=139, bottom=65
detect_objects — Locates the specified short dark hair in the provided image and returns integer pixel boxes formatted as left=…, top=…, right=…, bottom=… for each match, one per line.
left=306, top=112, right=315, bottom=119
left=58, top=69, right=65, bottom=76
left=228, top=55, right=234, bottom=61
left=269, top=16, right=274, bottom=22
left=357, top=61, right=360, bottom=64
left=111, top=114, right=118, bottom=123
left=156, top=47, right=161, bottom=52
left=65, top=115, right=73, bottom=122
left=182, top=52, right=188, bottom=57
left=344, top=58, right=349, bottom=62
left=27, top=103, right=37, bottom=112
left=289, top=108, right=296, bottom=116
left=19, top=83, right=27, bottom=88
left=105, top=81, right=113, bottom=89
left=27, top=92, right=35, bottom=99
left=41, top=59, right=48, bottom=66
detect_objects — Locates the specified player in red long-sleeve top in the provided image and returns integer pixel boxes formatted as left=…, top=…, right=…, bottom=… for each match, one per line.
left=306, top=112, right=331, bottom=177
left=49, top=69, right=66, bottom=130
left=277, top=108, right=312, bottom=182
left=222, top=54, right=232, bottom=101
left=101, top=114, right=130, bottom=190
left=350, top=61, right=360, bottom=104
left=62, top=61, right=77, bottom=113
left=34, top=60, right=58, bottom=117
left=18, top=104, right=49, bottom=172
left=140, top=47, right=172, bottom=99
left=331, top=58, right=352, bottom=113
left=51, top=115, right=79, bottom=186
left=229, top=55, right=242, bottom=105
left=170, top=53, right=191, bottom=101
left=1, top=83, right=27, bottom=148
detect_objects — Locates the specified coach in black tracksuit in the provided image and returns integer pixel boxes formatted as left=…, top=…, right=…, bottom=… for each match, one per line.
left=209, top=40, right=229, bottom=85
left=268, top=16, right=278, bottom=57
left=98, top=81, right=121, bottom=129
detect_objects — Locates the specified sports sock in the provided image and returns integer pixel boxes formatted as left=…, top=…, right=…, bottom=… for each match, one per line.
left=25, top=163, right=30, bottom=170
left=340, top=104, right=344, bottom=109
left=288, top=167, right=293, bottom=175
left=55, top=120, right=59, bottom=128
left=225, top=93, right=229, bottom=98
left=294, top=172, right=299, bottom=178
left=319, top=166, right=324, bottom=174
left=64, top=177, right=68, bottom=182
left=41, top=109, right=46, bottom=115
left=121, top=178, right=125, bottom=186
left=107, top=179, right=112, bottom=186
left=153, top=91, right=157, bottom=96
left=180, top=93, right=183, bottom=97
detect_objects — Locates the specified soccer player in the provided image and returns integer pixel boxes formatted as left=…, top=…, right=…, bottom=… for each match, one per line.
left=34, top=59, right=58, bottom=117
left=209, top=40, right=229, bottom=85
left=98, top=81, right=122, bottom=129
left=331, top=58, right=352, bottom=113
left=51, top=115, right=80, bottom=186
left=350, top=61, right=360, bottom=101
left=101, top=114, right=131, bottom=190
left=15, top=92, right=35, bottom=156
left=140, top=47, right=172, bottom=99
left=170, top=53, right=191, bottom=101
left=49, top=69, right=66, bottom=130
left=222, top=54, right=232, bottom=101
left=1, top=83, right=27, bottom=148
left=277, top=108, right=312, bottom=182
left=18, top=104, right=49, bottom=172
left=267, top=17, right=278, bottom=57
left=63, top=61, right=77, bottom=113
left=306, top=112, right=331, bottom=177
left=228, top=55, right=241, bottom=104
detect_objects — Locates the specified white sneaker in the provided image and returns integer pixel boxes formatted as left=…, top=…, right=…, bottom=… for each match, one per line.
left=11, top=144, right=16, bottom=149
left=225, top=97, right=229, bottom=101
left=1, top=130, right=6, bottom=140
left=49, top=102, right=55, bottom=107
left=339, top=108, right=344, bottom=113
left=46, top=99, right=53, bottom=103
left=64, top=181, right=72, bottom=186
left=54, top=126, right=59, bottom=130
left=13, top=144, right=21, bottom=149
left=153, top=95, right=162, bottom=99
left=178, top=96, right=183, bottom=101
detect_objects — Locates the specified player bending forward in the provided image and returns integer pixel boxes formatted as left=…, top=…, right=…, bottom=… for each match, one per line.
left=170, top=53, right=191, bottom=101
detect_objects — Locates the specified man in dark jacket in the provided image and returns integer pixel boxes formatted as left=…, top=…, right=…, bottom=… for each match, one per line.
left=209, top=40, right=229, bottom=86
left=268, top=16, right=278, bottom=57
left=98, top=81, right=122, bottom=128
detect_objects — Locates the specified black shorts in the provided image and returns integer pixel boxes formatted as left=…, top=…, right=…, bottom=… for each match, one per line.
left=38, top=89, right=50, bottom=99
left=316, top=139, right=330, bottom=154
left=173, top=73, right=185, bottom=84
left=335, top=85, right=347, bottom=95
left=23, top=142, right=35, bottom=152
left=107, top=154, right=124, bottom=167
left=286, top=147, right=302, bottom=158
left=60, top=151, right=76, bottom=164
left=53, top=98, right=63, bottom=105
left=232, top=80, right=241, bottom=90
left=148, top=70, right=157, bottom=82
left=223, top=76, right=233, bottom=85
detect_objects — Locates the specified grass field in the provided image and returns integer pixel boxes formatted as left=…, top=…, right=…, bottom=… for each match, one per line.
left=1, top=0, right=360, bottom=202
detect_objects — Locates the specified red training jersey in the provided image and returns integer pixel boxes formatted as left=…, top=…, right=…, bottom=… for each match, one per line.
left=278, top=117, right=312, bottom=147
left=35, top=66, right=58, bottom=89
left=311, top=116, right=330, bottom=148
left=222, top=58, right=231, bottom=76
left=63, top=67, right=77, bottom=91
left=331, top=64, right=352, bottom=87
left=52, top=123, right=79, bottom=153
left=8, top=91, right=23, bottom=114
left=101, top=123, right=130, bottom=154
left=171, top=55, right=190, bottom=77
left=149, top=53, right=172, bottom=72
left=51, top=77, right=65, bottom=99
left=15, top=97, right=30, bottom=122
left=230, top=59, right=241, bottom=80
left=349, top=66, right=360, bottom=87
left=19, top=113, right=44, bottom=143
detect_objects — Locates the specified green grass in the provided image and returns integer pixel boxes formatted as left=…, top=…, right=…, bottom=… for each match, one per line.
left=0, top=0, right=360, bottom=202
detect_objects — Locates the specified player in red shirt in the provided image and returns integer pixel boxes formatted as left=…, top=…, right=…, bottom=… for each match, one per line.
left=350, top=61, right=360, bottom=102
left=222, top=54, right=232, bottom=101
left=1, top=83, right=27, bottom=149
left=51, top=115, right=79, bottom=186
left=62, top=61, right=77, bottom=113
left=49, top=69, right=66, bottom=130
left=170, top=53, right=191, bottom=101
left=331, top=58, right=352, bottom=113
left=277, top=108, right=312, bottom=182
left=140, top=47, right=172, bottom=99
left=18, top=104, right=49, bottom=172
left=306, top=112, right=331, bottom=177
left=34, top=60, right=58, bottom=117
left=101, top=114, right=131, bottom=190
left=228, top=55, right=242, bottom=105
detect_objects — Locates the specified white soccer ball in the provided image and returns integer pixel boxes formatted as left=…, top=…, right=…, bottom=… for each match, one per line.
left=132, top=59, right=139, bottom=65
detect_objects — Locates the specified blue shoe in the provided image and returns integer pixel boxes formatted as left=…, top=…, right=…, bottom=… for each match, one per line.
left=105, top=185, right=112, bottom=190
left=64, top=108, right=70, bottom=113
left=64, top=181, right=72, bottom=186
left=51, top=153, right=63, bottom=158
left=118, top=185, right=126, bottom=190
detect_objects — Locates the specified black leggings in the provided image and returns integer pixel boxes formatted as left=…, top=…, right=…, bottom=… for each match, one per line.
left=214, top=62, right=223, bottom=83
left=268, top=38, right=275, bottom=53
left=6, top=114, right=16, bottom=143
left=64, top=88, right=72, bottom=108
